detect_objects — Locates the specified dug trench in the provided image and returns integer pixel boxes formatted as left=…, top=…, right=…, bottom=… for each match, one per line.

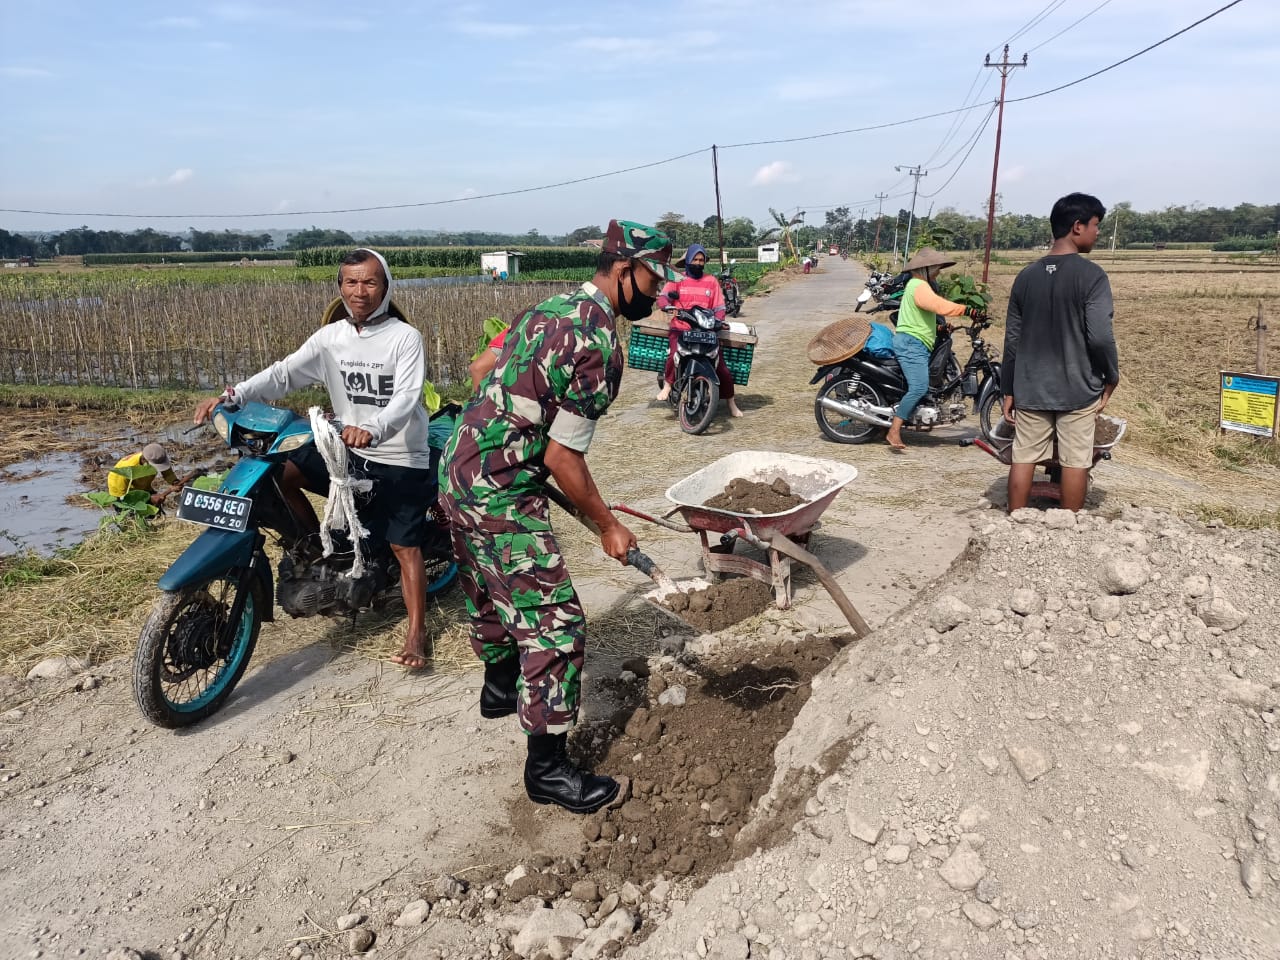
left=377, top=631, right=858, bottom=954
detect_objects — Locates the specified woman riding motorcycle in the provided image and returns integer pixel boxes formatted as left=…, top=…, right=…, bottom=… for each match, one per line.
left=655, top=243, right=743, bottom=418
left=886, top=247, right=985, bottom=450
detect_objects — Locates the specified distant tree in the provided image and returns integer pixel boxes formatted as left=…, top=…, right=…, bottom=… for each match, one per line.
left=655, top=211, right=699, bottom=249
left=567, top=225, right=604, bottom=245
left=284, top=227, right=357, bottom=250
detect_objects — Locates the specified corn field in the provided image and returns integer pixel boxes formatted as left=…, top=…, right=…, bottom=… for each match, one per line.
left=0, top=276, right=573, bottom=389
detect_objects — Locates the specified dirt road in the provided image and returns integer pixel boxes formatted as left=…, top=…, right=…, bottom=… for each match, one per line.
left=1, top=258, right=1264, bottom=959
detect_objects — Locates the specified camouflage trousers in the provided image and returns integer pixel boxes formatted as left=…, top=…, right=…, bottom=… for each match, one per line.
left=447, top=519, right=585, bottom=736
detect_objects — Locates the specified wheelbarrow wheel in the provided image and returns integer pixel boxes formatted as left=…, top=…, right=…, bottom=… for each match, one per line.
left=977, top=386, right=1004, bottom=441
left=679, top=374, right=718, bottom=435
left=815, top=378, right=883, bottom=444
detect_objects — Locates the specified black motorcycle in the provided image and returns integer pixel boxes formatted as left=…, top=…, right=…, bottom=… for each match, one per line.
left=812, top=316, right=1003, bottom=444
left=663, top=291, right=729, bottom=435
left=855, top=270, right=908, bottom=313
left=719, top=263, right=743, bottom=318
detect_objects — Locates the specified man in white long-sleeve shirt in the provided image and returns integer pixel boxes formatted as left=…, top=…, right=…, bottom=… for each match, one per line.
left=194, top=248, right=436, bottom=668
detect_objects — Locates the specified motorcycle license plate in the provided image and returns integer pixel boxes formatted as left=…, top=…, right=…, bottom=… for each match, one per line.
left=681, top=329, right=718, bottom=345
left=176, top=488, right=253, bottom=532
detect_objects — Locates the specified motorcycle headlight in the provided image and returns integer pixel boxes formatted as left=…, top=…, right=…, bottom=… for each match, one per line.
left=275, top=431, right=313, bottom=453
left=212, top=411, right=231, bottom=443
left=695, top=311, right=718, bottom=331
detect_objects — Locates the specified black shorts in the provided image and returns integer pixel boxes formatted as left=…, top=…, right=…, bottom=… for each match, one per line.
left=290, top=445, right=439, bottom=550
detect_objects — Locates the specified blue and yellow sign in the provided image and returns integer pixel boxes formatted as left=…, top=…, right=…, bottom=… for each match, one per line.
left=1220, top=372, right=1279, bottom=439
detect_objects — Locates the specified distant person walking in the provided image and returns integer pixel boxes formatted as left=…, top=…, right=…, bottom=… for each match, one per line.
left=1002, top=192, right=1121, bottom=512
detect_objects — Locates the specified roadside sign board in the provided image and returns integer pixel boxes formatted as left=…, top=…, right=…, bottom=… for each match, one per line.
left=1219, top=371, right=1279, bottom=439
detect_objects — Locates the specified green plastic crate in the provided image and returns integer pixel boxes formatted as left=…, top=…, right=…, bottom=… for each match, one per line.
left=627, top=330, right=753, bottom=386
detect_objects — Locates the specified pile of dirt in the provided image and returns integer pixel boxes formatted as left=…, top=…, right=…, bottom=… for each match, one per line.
left=662, top=576, right=774, bottom=632
left=703, top=477, right=805, bottom=515
left=633, top=504, right=1280, bottom=959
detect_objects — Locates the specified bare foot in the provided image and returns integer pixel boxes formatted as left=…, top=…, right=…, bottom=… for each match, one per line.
left=728, top=401, right=744, bottom=418
left=655, top=384, right=671, bottom=401
left=885, top=432, right=907, bottom=451
left=390, top=634, right=433, bottom=670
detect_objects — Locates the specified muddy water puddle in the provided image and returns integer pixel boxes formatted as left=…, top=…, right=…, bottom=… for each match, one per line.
left=0, top=454, right=100, bottom=555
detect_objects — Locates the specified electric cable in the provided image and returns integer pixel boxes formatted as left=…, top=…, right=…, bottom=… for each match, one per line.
left=1, top=1, right=1246, bottom=223
left=921, top=103, right=999, bottom=199
left=0, top=148, right=712, bottom=219
left=1010, top=0, right=1244, bottom=104
left=1026, top=0, right=1115, bottom=53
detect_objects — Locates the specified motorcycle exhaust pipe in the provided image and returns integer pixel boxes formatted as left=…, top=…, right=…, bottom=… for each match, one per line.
left=818, top=396, right=894, bottom=428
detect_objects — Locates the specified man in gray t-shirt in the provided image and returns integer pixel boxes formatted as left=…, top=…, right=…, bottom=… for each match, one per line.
left=1002, top=193, right=1121, bottom=512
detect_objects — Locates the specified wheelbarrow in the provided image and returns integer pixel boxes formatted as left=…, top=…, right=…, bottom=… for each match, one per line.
left=962, top=414, right=1127, bottom=504
left=607, top=451, right=871, bottom=638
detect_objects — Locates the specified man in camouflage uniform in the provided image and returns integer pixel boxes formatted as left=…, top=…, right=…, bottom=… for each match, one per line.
left=440, top=220, right=679, bottom=814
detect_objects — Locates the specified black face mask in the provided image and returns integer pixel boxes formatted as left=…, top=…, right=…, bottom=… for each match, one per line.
left=686, top=264, right=705, bottom=280
left=618, top=268, right=657, bottom=321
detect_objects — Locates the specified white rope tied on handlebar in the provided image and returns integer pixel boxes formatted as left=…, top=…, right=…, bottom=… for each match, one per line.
left=308, top=407, right=372, bottom=579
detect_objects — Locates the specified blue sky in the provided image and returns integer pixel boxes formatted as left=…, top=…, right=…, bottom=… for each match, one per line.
left=1, top=0, right=1276, bottom=235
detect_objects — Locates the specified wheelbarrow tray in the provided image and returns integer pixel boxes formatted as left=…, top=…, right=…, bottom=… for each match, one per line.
left=981, top=414, right=1127, bottom=468
left=664, top=450, right=858, bottom=540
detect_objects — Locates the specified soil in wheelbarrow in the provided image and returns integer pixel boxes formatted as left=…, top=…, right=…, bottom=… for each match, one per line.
left=663, top=576, right=774, bottom=632
left=703, top=477, right=806, bottom=514
left=1094, top=415, right=1121, bottom=446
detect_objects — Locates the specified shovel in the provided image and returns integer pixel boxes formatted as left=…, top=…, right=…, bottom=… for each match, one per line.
left=544, top=484, right=682, bottom=600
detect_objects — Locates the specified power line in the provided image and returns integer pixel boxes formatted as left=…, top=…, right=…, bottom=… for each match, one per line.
left=716, top=102, right=993, bottom=150
left=1026, top=0, right=1115, bottom=53
left=0, top=148, right=712, bottom=219
left=922, top=103, right=999, bottom=199
left=0, top=2, right=1245, bottom=223
left=1004, top=0, right=1071, bottom=48
left=1010, top=0, right=1245, bottom=104
left=990, top=0, right=1066, bottom=54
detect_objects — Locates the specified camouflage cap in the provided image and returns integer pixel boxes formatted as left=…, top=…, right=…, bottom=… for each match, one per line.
left=603, top=219, right=681, bottom=281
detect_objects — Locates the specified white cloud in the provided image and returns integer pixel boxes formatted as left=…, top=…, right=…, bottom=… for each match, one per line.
left=752, top=161, right=798, bottom=186
left=1, top=66, right=53, bottom=79
left=167, top=169, right=195, bottom=185
left=152, top=16, right=201, bottom=29
left=453, top=20, right=533, bottom=38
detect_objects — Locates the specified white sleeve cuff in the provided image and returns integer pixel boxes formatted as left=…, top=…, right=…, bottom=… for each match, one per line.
left=548, top=411, right=597, bottom=453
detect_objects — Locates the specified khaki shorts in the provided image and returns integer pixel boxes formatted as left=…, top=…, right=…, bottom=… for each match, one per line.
left=1012, top=400, right=1099, bottom=469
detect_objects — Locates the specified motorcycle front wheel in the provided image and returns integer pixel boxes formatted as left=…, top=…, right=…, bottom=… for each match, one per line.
left=133, top=574, right=262, bottom=728
left=679, top=374, right=719, bottom=435
left=815, top=378, right=884, bottom=444
left=977, top=385, right=1005, bottom=441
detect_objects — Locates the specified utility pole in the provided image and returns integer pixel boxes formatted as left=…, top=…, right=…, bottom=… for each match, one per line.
left=895, top=164, right=927, bottom=261
left=872, top=192, right=888, bottom=253
left=711, top=145, right=726, bottom=265
left=857, top=206, right=866, bottom=252
left=982, top=44, right=1027, bottom=282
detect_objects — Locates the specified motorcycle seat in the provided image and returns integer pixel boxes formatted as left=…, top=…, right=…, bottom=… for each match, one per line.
left=862, top=350, right=901, bottom=375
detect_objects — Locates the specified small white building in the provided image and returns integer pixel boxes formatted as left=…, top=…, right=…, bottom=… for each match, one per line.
left=757, top=243, right=780, bottom=264
left=480, top=250, right=523, bottom=278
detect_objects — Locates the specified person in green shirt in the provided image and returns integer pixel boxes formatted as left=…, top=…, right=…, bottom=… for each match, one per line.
left=887, top=248, right=985, bottom=450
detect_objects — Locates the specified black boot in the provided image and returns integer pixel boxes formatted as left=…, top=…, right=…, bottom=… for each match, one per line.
left=479, top=656, right=520, bottom=719
left=524, top=733, right=619, bottom=814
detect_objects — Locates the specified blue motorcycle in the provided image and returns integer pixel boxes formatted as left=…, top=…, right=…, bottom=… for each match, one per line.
left=132, top=401, right=458, bottom=728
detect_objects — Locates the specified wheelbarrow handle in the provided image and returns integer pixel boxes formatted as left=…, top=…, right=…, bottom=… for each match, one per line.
left=611, top=503, right=694, bottom=533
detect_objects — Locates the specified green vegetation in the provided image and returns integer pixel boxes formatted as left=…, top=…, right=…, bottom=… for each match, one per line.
left=83, top=251, right=294, bottom=265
